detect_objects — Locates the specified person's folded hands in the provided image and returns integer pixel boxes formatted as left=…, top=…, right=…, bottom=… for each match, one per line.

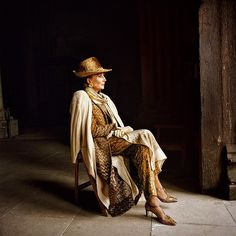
left=114, top=126, right=133, bottom=137
left=118, top=126, right=133, bottom=134
left=107, top=126, right=134, bottom=139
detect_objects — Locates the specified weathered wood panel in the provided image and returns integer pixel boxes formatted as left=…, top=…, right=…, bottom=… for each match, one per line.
left=199, top=0, right=223, bottom=189
left=200, top=0, right=236, bottom=192
left=222, top=0, right=236, bottom=199
left=221, top=0, right=236, bottom=144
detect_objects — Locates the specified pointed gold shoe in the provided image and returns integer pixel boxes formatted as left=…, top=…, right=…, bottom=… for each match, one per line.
left=157, top=187, right=177, bottom=203
left=145, top=202, right=176, bottom=226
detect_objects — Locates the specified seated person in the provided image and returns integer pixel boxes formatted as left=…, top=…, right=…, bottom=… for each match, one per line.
left=70, top=57, right=177, bottom=225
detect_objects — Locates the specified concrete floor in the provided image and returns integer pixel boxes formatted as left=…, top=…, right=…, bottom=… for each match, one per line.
left=0, top=131, right=236, bottom=236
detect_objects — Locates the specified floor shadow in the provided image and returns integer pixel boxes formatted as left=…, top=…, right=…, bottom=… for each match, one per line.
left=159, top=172, right=200, bottom=194
left=25, top=179, right=101, bottom=214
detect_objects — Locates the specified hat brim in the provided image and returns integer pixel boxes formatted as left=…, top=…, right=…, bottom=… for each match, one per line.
left=73, top=68, right=112, bottom=78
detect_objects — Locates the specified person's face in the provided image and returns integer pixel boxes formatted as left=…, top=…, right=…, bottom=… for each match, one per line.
left=87, top=73, right=107, bottom=92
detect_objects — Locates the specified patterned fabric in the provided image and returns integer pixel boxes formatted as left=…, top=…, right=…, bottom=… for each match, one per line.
left=120, top=144, right=157, bottom=200
left=91, top=102, right=159, bottom=216
left=91, top=103, right=135, bottom=216
left=86, top=87, right=120, bottom=125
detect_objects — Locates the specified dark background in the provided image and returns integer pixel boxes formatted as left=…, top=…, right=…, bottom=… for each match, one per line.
left=0, top=0, right=141, bottom=128
left=0, top=0, right=200, bottom=180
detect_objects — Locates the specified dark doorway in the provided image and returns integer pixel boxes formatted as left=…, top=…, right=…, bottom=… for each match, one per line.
left=138, top=0, right=201, bottom=183
left=0, top=0, right=201, bottom=183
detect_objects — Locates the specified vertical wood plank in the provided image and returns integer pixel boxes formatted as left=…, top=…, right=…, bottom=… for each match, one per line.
left=199, top=0, right=223, bottom=189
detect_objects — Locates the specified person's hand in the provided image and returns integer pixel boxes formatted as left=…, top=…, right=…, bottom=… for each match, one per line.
left=107, top=129, right=125, bottom=139
left=113, top=129, right=126, bottom=138
left=113, top=126, right=133, bottom=138
left=120, top=126, right=133, bottom=133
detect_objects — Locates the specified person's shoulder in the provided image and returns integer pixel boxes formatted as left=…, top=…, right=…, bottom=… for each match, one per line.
left=73, top=90, right=86, bottom=96
left=72, top=90, right=90, bottom=102
left=73, top=90, right=88, bottom=98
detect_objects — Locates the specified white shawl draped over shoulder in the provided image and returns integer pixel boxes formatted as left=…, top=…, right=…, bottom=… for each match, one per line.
left=70, top=90, right=139, bottom=208
left=70, top=90, right=95, bottom=172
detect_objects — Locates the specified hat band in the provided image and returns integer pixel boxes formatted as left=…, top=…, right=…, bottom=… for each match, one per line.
left=73, top=67, right=112, bottom=78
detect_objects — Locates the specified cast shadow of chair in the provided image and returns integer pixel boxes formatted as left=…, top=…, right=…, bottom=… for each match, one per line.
left=25, top=178, right=102, bottom=215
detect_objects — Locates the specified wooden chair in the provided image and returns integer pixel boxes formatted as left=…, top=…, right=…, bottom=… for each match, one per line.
left=74, top=152, right=108, bottom=216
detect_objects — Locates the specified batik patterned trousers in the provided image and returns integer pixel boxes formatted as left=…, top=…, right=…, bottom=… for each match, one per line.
left=109, top=137, right=158, bottom=200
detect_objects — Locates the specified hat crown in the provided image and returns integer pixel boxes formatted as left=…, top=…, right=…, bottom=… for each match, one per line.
left=73, top=56, right=112, bottom=78
left=79, top=57, right=102, bottom=73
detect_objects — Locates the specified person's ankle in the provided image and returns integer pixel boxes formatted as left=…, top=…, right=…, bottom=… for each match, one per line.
left=147, top=195, right=159, bottom=207
left=157, top=187, right=167, bottom=196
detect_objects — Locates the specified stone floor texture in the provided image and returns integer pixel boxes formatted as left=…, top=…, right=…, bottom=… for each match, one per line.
left=0, top=131, right=236, bottom=236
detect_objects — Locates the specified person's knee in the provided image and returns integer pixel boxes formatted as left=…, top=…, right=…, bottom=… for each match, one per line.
left=139, top=145, right=150, bottom=155
left=143, top=129, right=155, bottom=138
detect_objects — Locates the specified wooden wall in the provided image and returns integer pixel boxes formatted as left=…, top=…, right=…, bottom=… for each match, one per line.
left=199, top=0, right=236, bottom=191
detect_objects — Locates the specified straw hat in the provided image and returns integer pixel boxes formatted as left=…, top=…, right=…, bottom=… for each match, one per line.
left=73, top=57, right=112, bottom=78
